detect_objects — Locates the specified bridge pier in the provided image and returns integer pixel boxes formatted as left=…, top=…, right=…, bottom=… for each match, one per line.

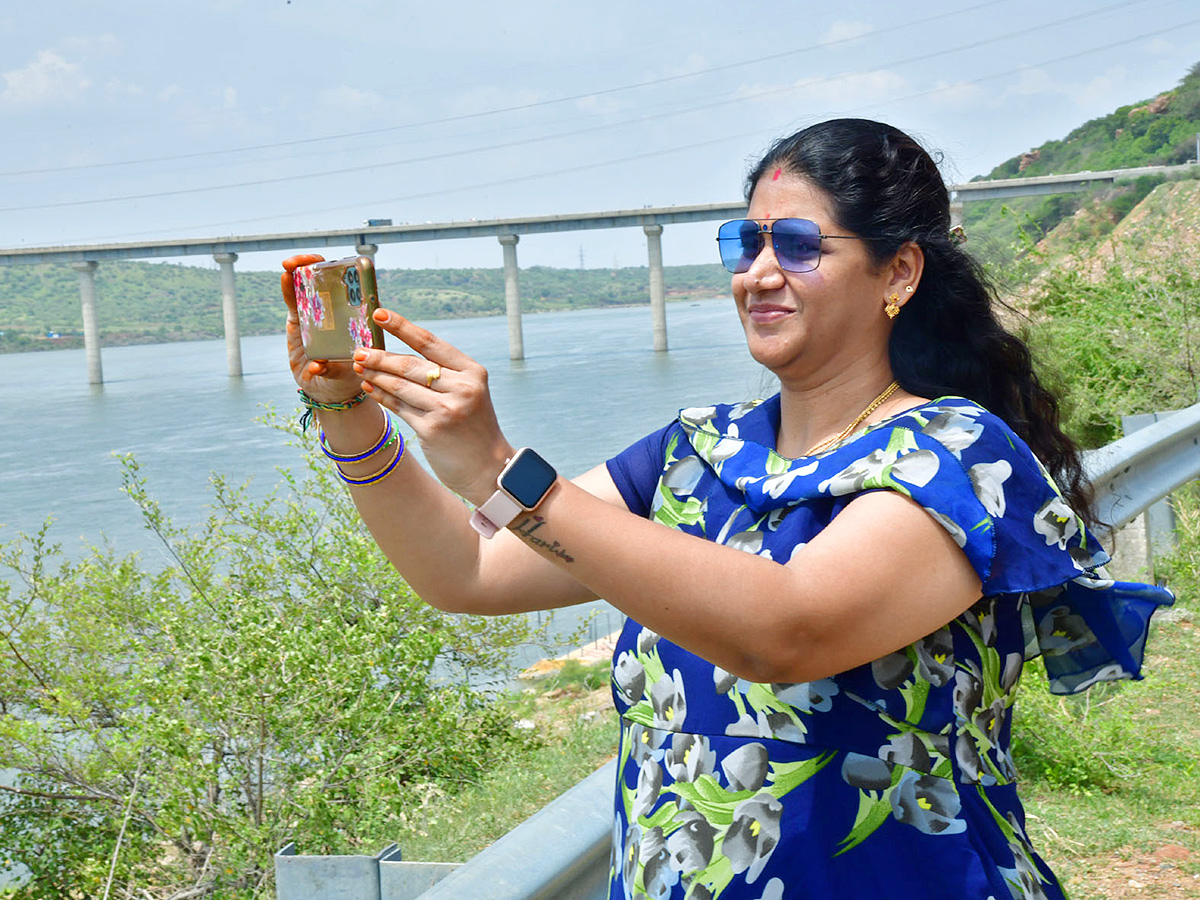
left=498, top=234, right=524, bottom=361
left=643, top=225, right=668, bottom=351
left=213, top=252, right=242, bottom=378
left=355, top=242, right=378, bottom=260
left=950, top=200, right=964, bottom=230
left=71, top=260, right=103, bottom=385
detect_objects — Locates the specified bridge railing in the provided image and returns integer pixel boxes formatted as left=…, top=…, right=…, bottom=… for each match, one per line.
left=276, top=399, right=1200, bottom=900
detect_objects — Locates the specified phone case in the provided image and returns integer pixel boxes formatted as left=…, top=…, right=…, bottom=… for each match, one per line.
left=293, top=256, right=384, bottom=360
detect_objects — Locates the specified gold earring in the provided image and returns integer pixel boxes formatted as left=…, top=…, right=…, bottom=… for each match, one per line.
left=885, top=293, right=900, bottom=319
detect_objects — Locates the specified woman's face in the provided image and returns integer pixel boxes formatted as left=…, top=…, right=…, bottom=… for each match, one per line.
left=732, top=171, right=896, bottom=387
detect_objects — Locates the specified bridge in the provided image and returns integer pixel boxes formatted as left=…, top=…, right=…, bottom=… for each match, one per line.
left=1, top=163, right=1194, bottom=384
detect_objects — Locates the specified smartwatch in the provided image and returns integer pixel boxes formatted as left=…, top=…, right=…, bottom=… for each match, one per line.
left=469, top=447, right=558, bottom=538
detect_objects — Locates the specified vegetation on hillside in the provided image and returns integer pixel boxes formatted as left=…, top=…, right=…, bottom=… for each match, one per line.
left=0, top=262, right=731, bottom=354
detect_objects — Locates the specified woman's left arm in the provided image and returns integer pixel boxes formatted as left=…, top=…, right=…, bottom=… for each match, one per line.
left=359, top=311, right=982, bottom=685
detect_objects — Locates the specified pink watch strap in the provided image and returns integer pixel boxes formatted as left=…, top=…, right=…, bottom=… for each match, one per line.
left=469, top=489, right=523, bottom=538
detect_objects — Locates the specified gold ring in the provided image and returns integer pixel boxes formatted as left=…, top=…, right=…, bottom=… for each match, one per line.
left=425, top=365, right=441, bottom=388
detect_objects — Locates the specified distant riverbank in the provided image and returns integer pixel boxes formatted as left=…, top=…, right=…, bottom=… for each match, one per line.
left=0, top=261, right=732, bottom=354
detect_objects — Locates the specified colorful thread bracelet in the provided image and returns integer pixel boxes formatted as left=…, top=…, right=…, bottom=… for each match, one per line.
left=319, top=411, right=394, bottom=462
left=335, top=432, right=406, bottom=486
left=297, top=389, right=368, bottom=432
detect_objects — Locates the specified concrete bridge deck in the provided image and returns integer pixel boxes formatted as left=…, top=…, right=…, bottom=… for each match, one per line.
left=3, top=163, right=1193, bottom=384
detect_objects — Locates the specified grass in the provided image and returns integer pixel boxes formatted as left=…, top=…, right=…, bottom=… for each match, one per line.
left=1016, top=482, right=1200, bottom=898
left=392, top=657, right=618, bottom=863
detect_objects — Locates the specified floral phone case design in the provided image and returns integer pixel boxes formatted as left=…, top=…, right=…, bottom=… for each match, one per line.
left=293, top=256, right=384, bottom=360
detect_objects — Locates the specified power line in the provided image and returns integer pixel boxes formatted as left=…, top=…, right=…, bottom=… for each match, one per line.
left=0, top=0, right=1017, bottom=179
left=0, top=0, right=1174, bottom=215
left=78, top=14, right=1200, bottom=244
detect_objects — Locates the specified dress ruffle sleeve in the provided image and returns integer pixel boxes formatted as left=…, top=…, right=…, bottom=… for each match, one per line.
left=682, top=396, right=1175, bottom=695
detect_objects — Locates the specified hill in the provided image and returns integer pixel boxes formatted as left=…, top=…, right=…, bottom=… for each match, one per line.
left=963, top=61, right=1200, bottom=272
left=0, top=262, right=731, bottom=354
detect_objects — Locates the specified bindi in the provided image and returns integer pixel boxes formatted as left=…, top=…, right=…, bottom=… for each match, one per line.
left=772, top=167, right=782, bottom=181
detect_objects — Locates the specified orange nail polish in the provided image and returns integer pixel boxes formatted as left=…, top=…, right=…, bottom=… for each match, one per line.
left=362, top=381, right=375, bottom=393
left=353, top=349, right=368, bottom=362
left=353, top=363, right=364, bottom=374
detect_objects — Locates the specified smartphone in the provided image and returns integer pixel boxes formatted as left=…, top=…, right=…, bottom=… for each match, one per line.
left=293, top=256, right=384, bottom=360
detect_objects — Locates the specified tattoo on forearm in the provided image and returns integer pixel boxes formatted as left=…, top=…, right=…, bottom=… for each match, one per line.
left=513, top=515, right=574, bottom=563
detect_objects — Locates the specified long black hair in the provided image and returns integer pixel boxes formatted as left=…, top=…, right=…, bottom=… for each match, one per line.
left=746, top=118, right=1093, bottom=521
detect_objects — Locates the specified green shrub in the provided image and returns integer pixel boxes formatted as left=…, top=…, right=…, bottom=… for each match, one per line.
left=1011, top=660, right=1150, bottom=794
left=0, top=418, right=544, bottom=898
left=1023, top=254, right=1200, bottom=447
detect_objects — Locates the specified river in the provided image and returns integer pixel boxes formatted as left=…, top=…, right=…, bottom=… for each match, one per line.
left=1, top=297, right=770, bottom=658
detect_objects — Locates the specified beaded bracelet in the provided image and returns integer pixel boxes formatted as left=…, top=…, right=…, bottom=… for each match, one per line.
left=335, top=431, right=406, bottom=486
left=297, top=389, right=369, bottom=432
left=319, top=411, right=394, bottom=463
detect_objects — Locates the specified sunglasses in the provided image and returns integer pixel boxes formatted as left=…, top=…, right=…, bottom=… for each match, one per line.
left=716, top=218, right=871, bottom=274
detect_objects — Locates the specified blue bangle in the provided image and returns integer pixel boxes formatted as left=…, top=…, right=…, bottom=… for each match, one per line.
left=320, top=412, right=394, bottom=462
left=336, top=432, right=405, bottom=486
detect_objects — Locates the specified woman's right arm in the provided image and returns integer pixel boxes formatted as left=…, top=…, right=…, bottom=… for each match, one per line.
left=281, top=255, right=625, bottom=616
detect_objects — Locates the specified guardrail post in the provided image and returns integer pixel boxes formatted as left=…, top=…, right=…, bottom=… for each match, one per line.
left=498, top=234, right=524, bottom=361
left=213, top=252, right=243, bottom=378
left=643, top=224, right=668, bottom=351
left=70, top=260, right=103, bottom=385
left=275, top=841, right=389, bottom=899
left=1120, top=412, right=1180, bottom=578
left=378, top=845, right=460, bottom=899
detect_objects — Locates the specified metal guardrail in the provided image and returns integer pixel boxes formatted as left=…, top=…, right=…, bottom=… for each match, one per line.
left=277, top=400, right=1200, bottom=900
left=1083, top=401, right=1200, bottom=532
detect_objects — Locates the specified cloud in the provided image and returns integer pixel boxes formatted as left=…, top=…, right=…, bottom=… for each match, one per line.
left=1000, top=67, right=1059, bottom=99
left=449, top=85, right=550, bottom=117
left=1, top=50, right=90, bottom=106
left=316, top=85, right=386, bottom=111
left=740, top=69, right=910, bottom=110
left=659, top=53, right=711, bottom=80
left=575, top=93, right=623, bottom=115
left=104, top=78, right=144, bottom=99
left=158, top=84, right=182, bottom=103
left=1145, top=37, right=1173, bottom=56
left=1071, top=66, right=1128, bottom=107
left=819, top=20, right=873, bottom=46
left=62, top=33, right=120, bottom=56
left=927, top=79, right=987, bottom=110
left=223, top=86, right=237, bottom=109
left=998, top=64, right=1129, bottom=109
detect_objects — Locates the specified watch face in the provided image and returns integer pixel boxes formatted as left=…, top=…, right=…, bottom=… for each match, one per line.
left=500, top=448, right=557, bottom=509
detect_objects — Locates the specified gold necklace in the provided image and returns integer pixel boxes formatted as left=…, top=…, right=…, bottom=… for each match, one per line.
left=805, top=381, right=900, bottom=456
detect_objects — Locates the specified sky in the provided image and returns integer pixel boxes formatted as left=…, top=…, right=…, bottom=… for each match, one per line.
left=1, top=0, right=1199, bottom=273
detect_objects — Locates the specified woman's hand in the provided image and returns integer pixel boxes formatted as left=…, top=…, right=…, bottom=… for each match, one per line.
left=280, top=253, right=364, bottom=403
left=353, top=308, right=514, bottom=504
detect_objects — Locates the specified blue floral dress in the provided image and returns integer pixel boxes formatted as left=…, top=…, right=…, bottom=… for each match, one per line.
left=603, top=395, right=1173, bottom=900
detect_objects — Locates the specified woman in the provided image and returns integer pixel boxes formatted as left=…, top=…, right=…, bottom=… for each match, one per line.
left=281, top=119, right=1171, bottom=899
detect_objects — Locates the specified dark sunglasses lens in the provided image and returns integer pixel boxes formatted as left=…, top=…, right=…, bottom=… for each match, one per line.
left=717, top=220, right=762, bottom=273
left=772, top=219, right=822, bottom=272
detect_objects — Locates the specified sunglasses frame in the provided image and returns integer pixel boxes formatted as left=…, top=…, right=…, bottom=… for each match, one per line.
left=716, top=218, right=876, bottom=274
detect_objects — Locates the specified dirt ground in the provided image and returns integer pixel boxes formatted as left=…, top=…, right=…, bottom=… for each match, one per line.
left=1062, top=839, right=1200, bottom=899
